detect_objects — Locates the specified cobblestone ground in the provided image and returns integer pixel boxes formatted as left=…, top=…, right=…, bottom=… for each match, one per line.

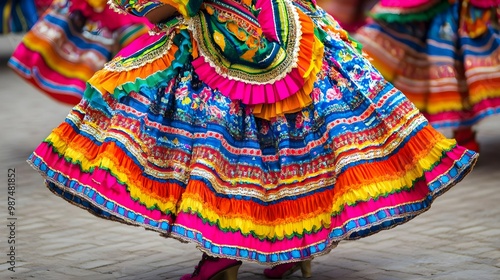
left=0, top=37, right=499, bottom=280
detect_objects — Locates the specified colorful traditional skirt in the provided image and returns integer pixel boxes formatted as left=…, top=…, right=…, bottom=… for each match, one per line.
left=27, top=0, right=477, bottom=265
left=8, top=0, right=149, bottom=105
left=355, top=0, right=500, bottom=129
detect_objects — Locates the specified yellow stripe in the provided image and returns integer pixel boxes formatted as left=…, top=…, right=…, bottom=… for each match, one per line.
left=45, top=112, right=458, bottom=233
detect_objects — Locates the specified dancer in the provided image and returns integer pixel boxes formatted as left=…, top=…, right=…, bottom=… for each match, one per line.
left=355, top=0, right=500, bottom=152
left=8, top=0, right=150, bottom=105
left=27, top=0, right=477, bottom=279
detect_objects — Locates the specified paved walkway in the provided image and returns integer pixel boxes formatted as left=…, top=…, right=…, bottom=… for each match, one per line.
left=0, top=36, right=499, bottom=280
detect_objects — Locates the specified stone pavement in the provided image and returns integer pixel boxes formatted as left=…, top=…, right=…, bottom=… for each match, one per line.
left=0, top=36, right=499, bottom=280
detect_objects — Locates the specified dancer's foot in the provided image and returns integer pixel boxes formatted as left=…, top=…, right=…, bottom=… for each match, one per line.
left=263, top=260, right=312, bottom=279
left=180, top=253, right=242, bottom=280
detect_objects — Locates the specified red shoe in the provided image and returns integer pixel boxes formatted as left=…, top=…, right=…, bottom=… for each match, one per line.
left=180, top=253, right=242, bottom=280
left=453, top=128, right=480, bottom=152
left=263, top=260, right=312, bottom=279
